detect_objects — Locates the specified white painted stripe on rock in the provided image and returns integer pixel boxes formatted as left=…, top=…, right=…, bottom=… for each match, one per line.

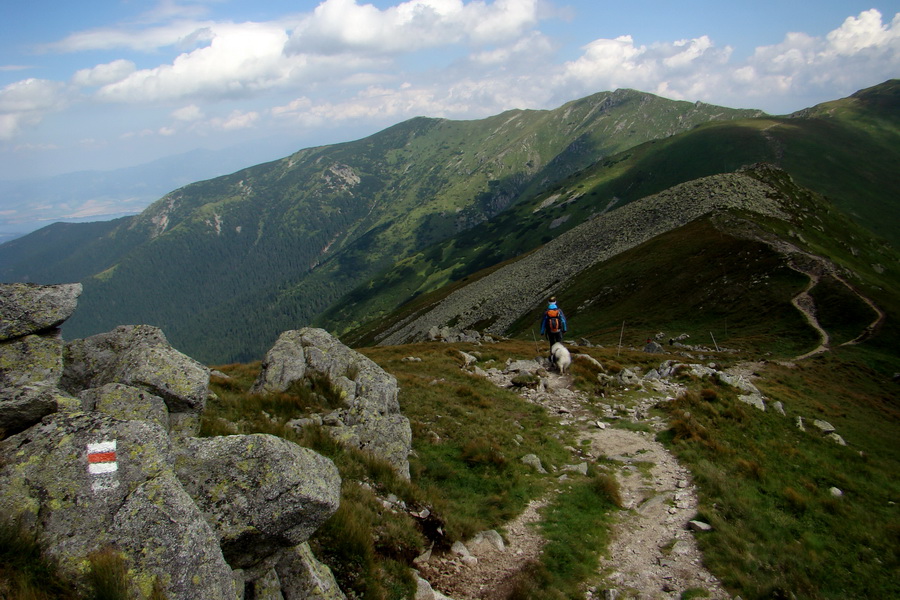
left=88, top=462, right=118, bottom=474
left=87, top=440, right=117, bottom=454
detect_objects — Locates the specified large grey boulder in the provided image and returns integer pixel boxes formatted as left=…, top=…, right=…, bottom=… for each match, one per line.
left=253, top=328, right=398, bottom=415
left=80, top=383, right=170, bottom=431
left=251, top=330, right=310, bottom=395
left=113, top=471, right=238, bottom=599
left=0, top=385, right=74, bottom=438
left=0, top=334, right=64, bottom=389
left=276, top=542, right=348, bottom=600
left=62, top=325, right=210, bottom=434
left=0, top=282, right=82, bottom=340
left=0, top=411, right=236, bottom=600
left=328, top=412, right=413, bottom=480
left=174, top=433, right=341, bottom=569
left=252, top=328, right=412, bottom=478
left=0, top=283, right=78, bottom=437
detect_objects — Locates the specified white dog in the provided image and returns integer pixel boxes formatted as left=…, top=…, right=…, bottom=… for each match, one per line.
left=550, top=342, right=572, bottom=375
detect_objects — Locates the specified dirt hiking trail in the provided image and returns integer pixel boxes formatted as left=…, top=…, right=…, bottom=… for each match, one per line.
left=420, top=363, right=733, bottom=600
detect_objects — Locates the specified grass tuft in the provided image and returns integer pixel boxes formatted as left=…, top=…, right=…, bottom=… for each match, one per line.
left=0, top=517, right=78, bottom=599
left=86, top=548, right=129, bottom=600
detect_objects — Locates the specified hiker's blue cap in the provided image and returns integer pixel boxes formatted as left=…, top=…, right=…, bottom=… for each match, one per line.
left=548, top=303, right=557, bottom=309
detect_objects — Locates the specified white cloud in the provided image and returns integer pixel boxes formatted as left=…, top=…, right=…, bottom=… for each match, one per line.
left=0, top=78, right=68, bottom=140
left=214, top=110, right=260, bottom=131
left=732, top=9, right=900, bottom=104
left=559, top=9, right=900, bottom=111
left=470, top=31, right=554, bottom=66
left=288, top=0, right=539, bottom=55
left=560, top=34, right=732, bottom=98
left=43, top=21, right=219, bottom=53
left=172, top=104, right=204, bottom=121
left=272, top=84, right=471, bottom=128
left=72, top=59, right=137, bottom=87
left=96, top=22, right=292, bottom=103
left=826, top=9, right=897, bottom=55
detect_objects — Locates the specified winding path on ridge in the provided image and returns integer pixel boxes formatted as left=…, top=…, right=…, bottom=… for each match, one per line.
left=420, top=366, right=733, bottom=600
left=789, top=265, right=886, bottom=361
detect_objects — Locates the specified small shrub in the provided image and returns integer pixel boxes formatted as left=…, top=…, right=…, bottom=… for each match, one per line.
left=0, top=517, right=78, bottom=599
left=460, top=439, right=507, bottom=468
left=86, top=548, right=129, bottom=600
left=700, top=388, right=718, bottom=401
left=735, top=458, right=764, bottom=481
left=783, top=487, right=808, bottom=513
left=590, top=472, right=623, bottom=508
left=505, top=560, right=550, bottom=600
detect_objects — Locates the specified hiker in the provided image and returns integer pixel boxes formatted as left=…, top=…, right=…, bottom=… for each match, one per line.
left=540, top=297, right=567, bottom=361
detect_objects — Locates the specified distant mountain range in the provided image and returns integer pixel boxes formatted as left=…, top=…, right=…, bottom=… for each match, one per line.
left=1, top=80, right=897, bottom=365
left=0, top=141, right=300, bottom=244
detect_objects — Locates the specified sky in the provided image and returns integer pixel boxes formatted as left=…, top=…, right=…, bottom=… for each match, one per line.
left=1, top=0, right=898, bottom=186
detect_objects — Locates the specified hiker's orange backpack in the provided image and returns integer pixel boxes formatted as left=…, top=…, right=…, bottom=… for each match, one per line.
left=546, top=308, right=561, bottom=333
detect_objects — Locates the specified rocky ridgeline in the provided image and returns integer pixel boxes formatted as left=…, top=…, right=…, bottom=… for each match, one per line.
left=375, top=167, right=794, bottom=346
left=0, top=283, right=410, bottom=599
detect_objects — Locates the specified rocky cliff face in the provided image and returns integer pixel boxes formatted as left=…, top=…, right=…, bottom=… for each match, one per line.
left=0, top=283, right=349, bottom=599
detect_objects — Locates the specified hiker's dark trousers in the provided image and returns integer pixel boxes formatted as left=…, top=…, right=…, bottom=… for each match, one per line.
left=546, top=331, right=563, bottom=346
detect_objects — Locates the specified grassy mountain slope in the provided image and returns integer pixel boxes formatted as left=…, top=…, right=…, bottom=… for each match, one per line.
left=0, top=89, right=760, bottom=364
left=344, top=165, right=898, bottom=371
left=320, top=81, right=899, bottom=338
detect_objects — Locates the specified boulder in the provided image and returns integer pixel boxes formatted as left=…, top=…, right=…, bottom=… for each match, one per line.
left=505, top=359, right=543, bottom=374
left=113, top=471, right=237, bottom=599
left=812, top=419, right=836, bottom=434
left=0, top=411, right=236, bottom=599
left=521, top=453, right=547, bottom=474
left=328, top=413, right=412, bottom=479
left=688, top=520, right=713, bottom=532
left=276, top=542, right=348, bottom=600
left=0, top=385, right=74, bottom=438
left=249, top=568, right=285, bottom=600
left=80, top=383, right=169, bottom=431
left=174, top=433, right=341, bottom=569
left=0, top=282, right=82, bottom=340
left=62, top=325, right=210, bottom=426
left=251, top=328, right=412, bottom=478
left=467, top=530, right=506, bottom=554
left=0, top=333, right=64, bottom=390
left=251, top=330, right=309, bottom=394
left=642, top=341, right=664, bottom=354
left=738, top=393, right=766, bottom=411
left=617, top=368, right=642, bottom=386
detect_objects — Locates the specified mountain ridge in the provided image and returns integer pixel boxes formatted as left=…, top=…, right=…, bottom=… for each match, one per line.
left=0, top=88, right=764, bottom=363
left=0, top=82, right=897, bottom=365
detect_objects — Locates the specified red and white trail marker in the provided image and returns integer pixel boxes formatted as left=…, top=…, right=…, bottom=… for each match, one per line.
left=87, top=440, right=120, bottom=492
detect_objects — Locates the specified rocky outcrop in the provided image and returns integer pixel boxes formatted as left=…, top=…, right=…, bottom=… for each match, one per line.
left=252, top=327, right=413, bottom=478
left=0, top=282, right=82, bottom=339
left=0, top=283, right=82, bottom=437
left=174, top=434, right=340, bottom=569
left=0, top=410, right=237, bottom=599
left=0, top=283, right=345, bottom=599
left=62, top=325, right=210, bottom=437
